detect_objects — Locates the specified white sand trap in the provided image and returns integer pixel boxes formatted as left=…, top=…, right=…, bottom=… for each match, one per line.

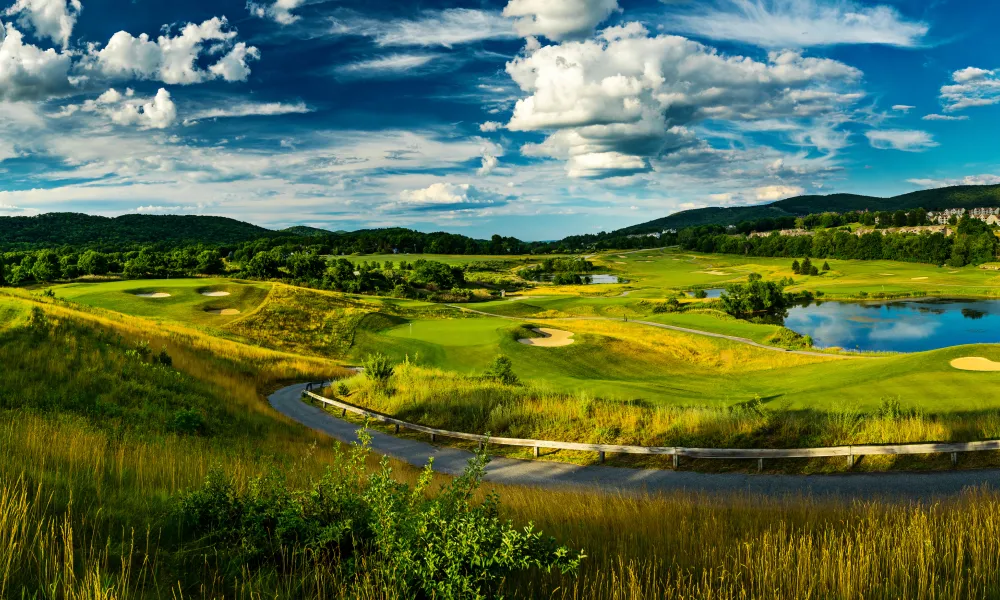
left=201, top=291, right=231, bottom=297
left=879, top=273, right=896, bottom=276
left=615, top=261, right=627, bottom=264
left=518, top=328, right=574, bottom=347
left=135, top=292, right=170, bottom=298
left=911, top=277, right=929, bottom=281
left=206, top=308, right=241, bottom=316
left=699, top=270, right=728, bottom=276
left=951, top=357, right=1000, bottom=372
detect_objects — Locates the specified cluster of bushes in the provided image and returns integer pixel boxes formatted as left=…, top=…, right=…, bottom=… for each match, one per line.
left=719, top=273, right=789, bottom=320
left=521, top=258, right=595, bottom=284
left=179, top=433, right=582, bottom=598
left=791, top=258, right=829, bottom=276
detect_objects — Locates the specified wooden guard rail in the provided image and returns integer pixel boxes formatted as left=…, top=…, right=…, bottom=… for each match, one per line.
left=302, top=387, right=1000, bottom=470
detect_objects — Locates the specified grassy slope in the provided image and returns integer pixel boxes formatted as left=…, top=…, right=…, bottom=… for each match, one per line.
left=51, top=278, right=271, bottom=327
left=15, top=295, right=1000, bottom=599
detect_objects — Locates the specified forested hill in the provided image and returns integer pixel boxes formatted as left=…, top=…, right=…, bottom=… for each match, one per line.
left=618, top=185, right=1000, bottom=234
left=0, top=213, right=275, bottom=250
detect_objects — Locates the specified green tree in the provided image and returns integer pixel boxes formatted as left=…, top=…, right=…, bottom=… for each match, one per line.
left=196, top=250, right=224, bottom=275
left=720, top=273, right=788, bottom=320
left=243, top=251, right=282, bottom=279
left=791, top=259, right=800, bottom=274
left=822, top=261, right=830, bottom=271
left=78, top=250, right=110, bottom=276
left=30, top=250, right=61, bottom=282
left=482, top=355, right=519, bottom=385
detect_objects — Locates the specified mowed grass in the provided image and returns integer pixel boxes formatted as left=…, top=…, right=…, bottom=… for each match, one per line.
left=51, top=277, right=271, bottom=327
left=588, top=248, right=1000, bottom=298
left=352, top=308, right=1000, bottom=414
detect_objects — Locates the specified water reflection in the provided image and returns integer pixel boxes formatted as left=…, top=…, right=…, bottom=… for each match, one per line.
left=785, top=298, right=1000, bottom=352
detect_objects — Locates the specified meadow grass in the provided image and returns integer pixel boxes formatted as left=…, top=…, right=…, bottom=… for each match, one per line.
left=13, top=286, right=1000, bottom=597
left=325, top=362, right=1000, bottom=471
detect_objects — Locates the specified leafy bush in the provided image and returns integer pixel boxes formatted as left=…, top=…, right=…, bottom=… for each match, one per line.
left=481, top=355, right=519, bottom=385
left=177, top=432, right=583, bottom=597
left=172, top=409, right=206, bottom=435
left=363, top=353, right=395, bottom=384
left=154, top=347, right=173, bottom=367
left=720, top=273, right=788, bottom=320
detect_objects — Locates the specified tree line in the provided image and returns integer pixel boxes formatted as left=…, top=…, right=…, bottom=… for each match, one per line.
left=678, top=214, right=998, bottom=267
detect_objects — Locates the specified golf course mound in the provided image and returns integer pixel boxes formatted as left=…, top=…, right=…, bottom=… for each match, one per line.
left=950, top=357, right=1000, bottom=372
left=206, top=308, right=241, bottom=316
left=134, top=292, right=171, bottom=298
left=518, top=328, right=574, bottom=347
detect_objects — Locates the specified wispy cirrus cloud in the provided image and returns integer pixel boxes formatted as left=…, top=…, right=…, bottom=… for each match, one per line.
left=330, top=8, right=515, bottom=48
left=665, top=0, right=928, bottom=48
left=865, top=129, right=938, bottom=152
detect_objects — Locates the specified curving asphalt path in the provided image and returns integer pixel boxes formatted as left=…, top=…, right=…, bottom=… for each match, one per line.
left=270, top=383, right=1000, bottom=501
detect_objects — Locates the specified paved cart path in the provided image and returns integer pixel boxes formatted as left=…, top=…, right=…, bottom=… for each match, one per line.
left=270, top=383, right=1000, bottom=501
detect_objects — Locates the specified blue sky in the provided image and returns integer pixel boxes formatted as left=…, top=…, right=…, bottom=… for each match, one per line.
left=1, top=0, right=999, bottom=240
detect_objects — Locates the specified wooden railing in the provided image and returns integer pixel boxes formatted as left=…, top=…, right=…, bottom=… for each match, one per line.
left=302, top=388, right=1000, bottom=470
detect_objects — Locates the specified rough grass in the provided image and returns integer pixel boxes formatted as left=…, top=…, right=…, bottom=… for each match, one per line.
left=13, top=290, right=1000, bottom=597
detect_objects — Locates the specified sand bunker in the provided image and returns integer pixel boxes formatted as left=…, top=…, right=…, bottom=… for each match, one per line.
left=135, top=292, right=170, bottom=298
left=698, top=270, right=728, bottom=276
left=206, top=309, right=241, bottom=316
left=951, top=357, right=1000, bottom=372
left=879, top=273, right=896, bottom=276
left=911, top=277, right=929, bottom=281
left=201, top=291, right=231, bottom=297
left=518, top=328, right=575, bottom=347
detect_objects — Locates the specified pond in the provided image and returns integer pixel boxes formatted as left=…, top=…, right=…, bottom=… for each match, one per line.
left=537, top=274, right=621, bottom=284
left=784, top=298, right=1000, bottom=353
left=686, top=288, right=724, bottom=299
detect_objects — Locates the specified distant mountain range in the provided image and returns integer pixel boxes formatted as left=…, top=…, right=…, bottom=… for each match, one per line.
left=615, top=185, right=1000, bottom=235
left=7, top=184, right=1000, bottom=250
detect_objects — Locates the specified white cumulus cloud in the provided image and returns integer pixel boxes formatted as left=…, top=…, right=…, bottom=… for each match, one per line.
left=908, top=174, right=1000, bottom=188
left=3, top=0, right=81, bottom=48
left=939, top=67, right=1000, bottom=112
left=480, top=121, right=504, bottom=132
left=667, top=0, right=928, bottom=49
left=503, top=0, right=619, bottom=42
left=505, top=22, right=863, bottom=177
left=87, top=17, right=259, bottom=85
left=865, top=129, right=937, bottom=152
left=0, top=22, right=74, bottom=100
left=477, top=152, right=499, bottom=176
left=755, top=184, right=804, bottom=201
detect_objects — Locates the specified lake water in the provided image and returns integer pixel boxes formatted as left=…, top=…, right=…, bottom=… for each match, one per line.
left=538, top=274, right=620, bottom=284
left=687, top=288, right=724, bottom=299
left=785, top=298, right=1000, bottom=353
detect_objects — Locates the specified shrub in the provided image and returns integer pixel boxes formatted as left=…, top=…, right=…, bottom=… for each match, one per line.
left=363, top=353, right=395, bottom=384
left=154, top=347, right=173, bottom=367
left=177, top=432, right=583, bottom=596
left=482, top=355, right=519, bottom=385
left=336, top=381, right=350, bottom=396
left=172, top=409, right=206, bottom=435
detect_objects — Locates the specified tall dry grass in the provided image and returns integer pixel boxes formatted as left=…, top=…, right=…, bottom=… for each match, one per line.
left=335, top=363, right=1000, bottom=456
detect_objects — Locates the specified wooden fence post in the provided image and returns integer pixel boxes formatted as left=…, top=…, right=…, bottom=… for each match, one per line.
left=673, top=453, right=679, bottom=469
left=952, top=452, right=958, bottom=467
left=394, top=424, right=400, bottom=434
left=533, top=446, right=539, bottom=458
left=430, top=433, right=436, bottom=443
left=757, top=458, right=763, bottom=473
left=598, top=451, right=606, bottom=464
